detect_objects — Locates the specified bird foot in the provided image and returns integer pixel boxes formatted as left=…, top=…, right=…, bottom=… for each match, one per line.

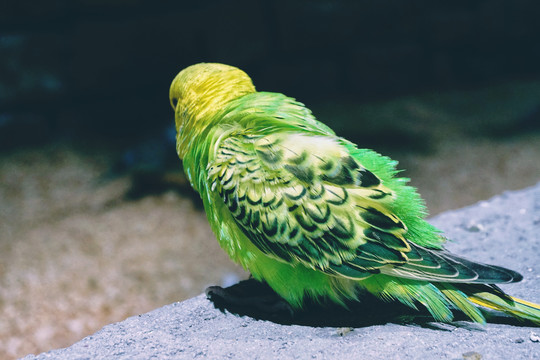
left=205, top=279, right=294, bottom=320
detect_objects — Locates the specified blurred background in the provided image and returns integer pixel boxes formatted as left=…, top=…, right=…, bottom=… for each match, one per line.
left=1, top=0, right=540, bottom=358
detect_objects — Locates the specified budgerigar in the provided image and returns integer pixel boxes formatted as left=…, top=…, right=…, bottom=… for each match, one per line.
left=169, top=63, right=540, bottom=325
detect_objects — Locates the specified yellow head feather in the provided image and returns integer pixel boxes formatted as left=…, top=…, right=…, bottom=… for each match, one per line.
left=169, top=63, right=256, bottom=133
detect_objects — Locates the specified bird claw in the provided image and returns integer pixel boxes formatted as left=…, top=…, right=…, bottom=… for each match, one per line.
left=205, top=279, right=295, bottom=320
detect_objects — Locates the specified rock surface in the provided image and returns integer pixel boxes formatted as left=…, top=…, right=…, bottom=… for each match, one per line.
left=24, top=183, right=540, bottom=359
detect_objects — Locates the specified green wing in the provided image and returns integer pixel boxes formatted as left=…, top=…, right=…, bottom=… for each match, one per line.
left=208, top=128, right=521, bottom=284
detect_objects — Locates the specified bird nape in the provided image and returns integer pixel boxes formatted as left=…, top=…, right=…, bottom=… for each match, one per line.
left=169, top=62, right=540, bottom=326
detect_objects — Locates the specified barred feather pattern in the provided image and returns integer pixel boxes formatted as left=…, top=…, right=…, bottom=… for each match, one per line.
left=207, top=130, right=522, bottom=285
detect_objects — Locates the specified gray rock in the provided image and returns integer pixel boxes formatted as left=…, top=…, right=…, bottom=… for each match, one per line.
left=23, top=183, right=540, bottom=360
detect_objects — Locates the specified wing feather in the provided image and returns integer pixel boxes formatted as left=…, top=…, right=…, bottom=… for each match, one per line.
left=209, top=129, right=521, bottom=284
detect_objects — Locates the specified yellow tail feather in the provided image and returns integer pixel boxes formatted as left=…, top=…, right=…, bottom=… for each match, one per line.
left=509, top=296, right=540, bottom=310
left=468, top=292, right=540, bottom=325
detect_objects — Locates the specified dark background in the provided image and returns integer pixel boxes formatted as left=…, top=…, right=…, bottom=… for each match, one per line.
left=1, top=0, right=539, bottom=151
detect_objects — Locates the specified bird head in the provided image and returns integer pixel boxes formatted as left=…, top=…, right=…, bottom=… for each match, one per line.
left=169, top=63, right=256, bottom=134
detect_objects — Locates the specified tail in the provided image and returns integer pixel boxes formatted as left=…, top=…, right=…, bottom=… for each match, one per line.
left=467, top=288, right=540, bottom=326
left=436, top=283, right=540, bottom=325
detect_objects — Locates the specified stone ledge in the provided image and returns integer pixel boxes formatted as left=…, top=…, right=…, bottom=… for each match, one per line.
left=24, top=183, right=540, bottom=359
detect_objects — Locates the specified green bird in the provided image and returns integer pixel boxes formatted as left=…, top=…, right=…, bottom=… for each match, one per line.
left=169, top=63, right=540, bottom=325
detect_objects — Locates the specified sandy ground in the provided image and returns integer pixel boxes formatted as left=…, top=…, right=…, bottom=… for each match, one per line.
left=1, top=134, right=539, bottom=358
left=0, top=144, right=246, bottom=359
